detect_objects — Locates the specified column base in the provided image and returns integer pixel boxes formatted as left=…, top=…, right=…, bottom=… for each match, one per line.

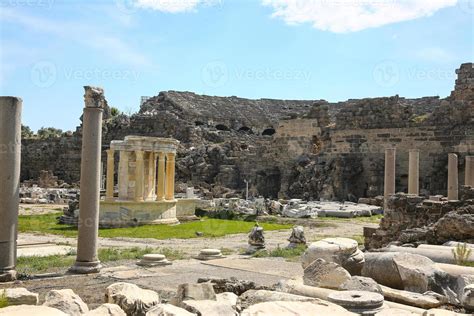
left=69, top=260, right=102, bottom=274
left=0, top=270, right=17, bottom=282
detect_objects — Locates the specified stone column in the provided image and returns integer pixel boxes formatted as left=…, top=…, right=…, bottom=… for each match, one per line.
left=156, top=152, right=165, bottom=201
left=147, top=152, right=156, bottom=199
left=70, top=86, right=104, bottom=274
left=447, top=153, right=458, bottom=201
left=0, top=97, right=22, bottom=282
left=118, top=151, right=129, bottom=200
left=408, top=149, right=419, bottom=195
left=135, top=150, right=145, bottom=202
left=105, top=149, right=115, bottom=201
left=466, top=156, right=474, bottom=187
left=384, top=148, right=396, bottom=209
left=165, top=152, right=176, bottom=200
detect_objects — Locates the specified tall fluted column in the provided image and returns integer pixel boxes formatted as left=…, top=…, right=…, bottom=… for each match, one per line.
left=156, top=152, right=165, bottom=201
left=105, top=149, right=115, bottom=201
left=384, top=148, right=396, bottom=209
left=447, top=153, right=458, bottom=201
left=0, top=97, right=22, bottom=282
left=408, top=149, right=419, bottom=195
left=118, top=151, right=129, bottom=200
left=147, top=152, right=156, bottom=200
left=135, top=150, right=145, bottom=202
left=466, top=156, right=474, bottom=187
left=70, top=86, right=104, bottom=274
left=165, top=152, right=176, bottom=200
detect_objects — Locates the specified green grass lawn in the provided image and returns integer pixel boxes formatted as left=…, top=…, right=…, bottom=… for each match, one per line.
left=18, top=213, right=292, bottom=239
left=15, top=247, right=186, bottom=275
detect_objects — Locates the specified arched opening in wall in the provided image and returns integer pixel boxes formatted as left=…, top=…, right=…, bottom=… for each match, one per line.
left=255, top=167, right=281, bottom=198
left=195, top=121, right=205, bottom=126
left=238, top=126, right=253, bottom=134
left=215, top=124, right=230, bottom=131
left=262, top=128, right=276, bottom=136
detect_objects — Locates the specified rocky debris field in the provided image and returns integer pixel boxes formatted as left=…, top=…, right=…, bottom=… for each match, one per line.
left=1, top=237, right=473, bottom=315
left=19, top=186, right=79, bottom=205
left=198, top=197, right=383, bottom=219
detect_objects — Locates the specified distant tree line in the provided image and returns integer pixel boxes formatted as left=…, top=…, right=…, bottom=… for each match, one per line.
left=21, top=107, right=121, bottom=139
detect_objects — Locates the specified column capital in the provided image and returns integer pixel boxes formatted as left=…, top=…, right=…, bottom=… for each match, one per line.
left=166, top=152, right=176, bottom=160
left=106, top=149, right=114, bottom=155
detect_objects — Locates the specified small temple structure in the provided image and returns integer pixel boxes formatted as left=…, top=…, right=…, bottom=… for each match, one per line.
left=100, top=136, right=182, bottom=227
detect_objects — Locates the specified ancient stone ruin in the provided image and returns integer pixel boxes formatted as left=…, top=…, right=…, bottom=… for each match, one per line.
left=20, top=63, right=474, bottom=202
left=0, top=63, right=473, bottom=315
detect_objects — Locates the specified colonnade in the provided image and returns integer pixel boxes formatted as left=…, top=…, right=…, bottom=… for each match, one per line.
left=383, top=148, right=474, bottom=204
left=106, top=136, right=179, bottom=202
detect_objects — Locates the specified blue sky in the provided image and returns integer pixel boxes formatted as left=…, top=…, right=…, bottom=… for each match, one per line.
left=0, top=0, right=473, bottom=131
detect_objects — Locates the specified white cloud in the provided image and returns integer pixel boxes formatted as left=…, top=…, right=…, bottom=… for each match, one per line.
left=261, top=0, right=458, bottom=33
left=134, top=0, right=221, bottom=13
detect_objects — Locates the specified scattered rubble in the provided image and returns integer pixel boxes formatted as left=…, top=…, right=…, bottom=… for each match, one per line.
left=105, top=282, right=159, bottom=316
left=19, top=186, right=78, bottom=205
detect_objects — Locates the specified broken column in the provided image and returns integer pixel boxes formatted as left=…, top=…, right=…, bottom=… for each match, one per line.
left=70, top=86, right=105, bottom=274
left=384, top=148, right=396, bottom=209
left=408, top=149, right=419, bottom=195
left=447, top=153, right=458, bottom=201
left=466, top=156, right=474, bottom=187
left=0, top=97, right=22, bottom=282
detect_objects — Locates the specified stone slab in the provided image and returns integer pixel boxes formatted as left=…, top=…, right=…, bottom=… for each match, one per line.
left=200, top=258, right=302, bottom=279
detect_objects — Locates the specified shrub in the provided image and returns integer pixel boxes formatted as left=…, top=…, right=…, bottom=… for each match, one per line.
left=452, top=243, right=472, bottom=266
left=0, top=290, right=8, bottom=308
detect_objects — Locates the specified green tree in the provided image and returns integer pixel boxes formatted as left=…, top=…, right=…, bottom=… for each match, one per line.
left=37, top=127, right=63, bottom=139
left=21, top=125, right=34, bottom=139
left=110, top=107, right=121, bottom=117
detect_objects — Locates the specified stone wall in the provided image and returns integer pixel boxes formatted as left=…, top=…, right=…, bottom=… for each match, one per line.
left=20, top=63, right=474, bottom=200
left=365, top=186, right=474, bottom=250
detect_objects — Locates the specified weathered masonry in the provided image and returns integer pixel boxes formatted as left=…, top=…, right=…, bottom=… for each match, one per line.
left=21, top=63, right=474, bottom=200
left=100, top=136, right=181, bottom=227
